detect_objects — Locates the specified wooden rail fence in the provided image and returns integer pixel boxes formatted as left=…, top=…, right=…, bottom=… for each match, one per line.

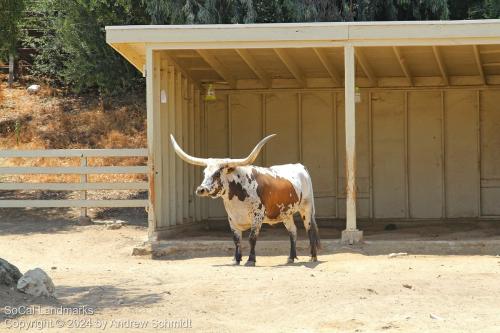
left=0, top=149, right=149, bottom=217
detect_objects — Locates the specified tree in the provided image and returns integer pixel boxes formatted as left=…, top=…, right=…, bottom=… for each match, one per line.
left=22, top=0, right=149, bottom=95
left=0, top=0, right=26, bottom=87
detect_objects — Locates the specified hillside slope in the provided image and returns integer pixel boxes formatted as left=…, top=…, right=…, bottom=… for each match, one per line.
left=0, top=78, right=147, bottom=222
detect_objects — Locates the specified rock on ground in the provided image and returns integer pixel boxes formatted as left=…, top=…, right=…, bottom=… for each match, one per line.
left=17, top=268, right=55, bottom=297
left=0, top=258, right=22, bottom=287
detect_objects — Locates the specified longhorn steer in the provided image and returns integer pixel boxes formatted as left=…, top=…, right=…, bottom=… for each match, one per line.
left=170, top=134, right=320, bottom=266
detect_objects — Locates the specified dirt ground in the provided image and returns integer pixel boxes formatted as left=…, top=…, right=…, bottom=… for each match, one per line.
left=1, top=210, right=500, bottom=332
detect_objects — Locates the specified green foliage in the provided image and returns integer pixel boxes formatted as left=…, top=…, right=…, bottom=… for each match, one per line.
left=9, top=0, right=500, bottom=96
left=0, top=0, right=26, bottom=58
left=21, top=0, right=149, bottom=95
left=468, top=0, right=500, bottom=18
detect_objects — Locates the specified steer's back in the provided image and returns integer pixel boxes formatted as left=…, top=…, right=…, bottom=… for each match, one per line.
left=252, top=163, right=314, bottom=221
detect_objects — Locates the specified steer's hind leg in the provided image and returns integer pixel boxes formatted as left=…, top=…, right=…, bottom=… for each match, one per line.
left=284, top=217, right=298, bottom=264
left=300, top=205, right=320, bottom=262
left=231, top=228, right=242, bottom=265
left=245, top=214, right=263, bottom=267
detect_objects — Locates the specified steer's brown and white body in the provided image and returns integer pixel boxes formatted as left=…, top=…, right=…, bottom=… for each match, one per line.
left=170, top=134, right=320, bottom=266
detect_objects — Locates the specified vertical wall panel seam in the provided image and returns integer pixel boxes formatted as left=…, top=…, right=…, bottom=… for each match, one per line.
left=228, top=95, right=232, bottom=157
left=298, top=93, right=303, bottom=162
left=333, top=92, right=339, bottom=219
left=404, top=91, right=410, bottom=218
left=262, top=93, right=267, bottom=166
left=368, top=91, right=374, bottom=220
left=441, top=90, right=447, bottom=219
left=477, top=89, right=482, bottom=217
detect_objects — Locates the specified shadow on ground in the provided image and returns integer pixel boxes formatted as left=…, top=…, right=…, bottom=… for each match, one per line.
left=0, top=284, right=165, bottom=323
left=0, top=190, right=147, bottom=234
left=56, top=284, right=165, bottom=310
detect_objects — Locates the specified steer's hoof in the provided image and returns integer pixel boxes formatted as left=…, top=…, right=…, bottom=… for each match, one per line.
left=245, top=260, right=256, bottom=267
left=309, top=256, right=318, bottom=262
left=232, top=259, right=241, bottom=266
left=287, top=257, right=298, bottom=264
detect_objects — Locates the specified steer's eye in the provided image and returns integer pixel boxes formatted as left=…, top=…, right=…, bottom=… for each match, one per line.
left=212, top=170, right=221, bottom=180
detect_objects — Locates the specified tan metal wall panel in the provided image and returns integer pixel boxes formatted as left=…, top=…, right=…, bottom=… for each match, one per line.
left=301, top=92, right=336, bottom=217
left=198, top=88, right=497, bottom=221
left=206, top=97, right=229, bottom=218
left=229, top=94, right=264, bottom=165
left=372, top=91, right=406, bottom=218
left=445, top=91, right=479, bottom=217
left=480, top=90, right=500, bottom=215
left=264, top=93, right=300, bottom=165
left=408, top=91, right=443, bottom=218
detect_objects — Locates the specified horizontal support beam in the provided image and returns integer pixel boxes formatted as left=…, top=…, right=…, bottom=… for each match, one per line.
left=483, top=62, right=500, bottom=67
left=0, top=149, right=148, bottom=158
left=0, top=182, right=148, bottom=191
left=0, top=166, right=148, bottom=174
left=479, top=49, right=500, bottom=55
left=0, top=200, right=148, bottom=208
left=217, top=74, right=500, bottom=90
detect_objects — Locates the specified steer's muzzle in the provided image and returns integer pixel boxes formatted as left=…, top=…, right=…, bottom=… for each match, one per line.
left=196, top=186, right=209, bottom=196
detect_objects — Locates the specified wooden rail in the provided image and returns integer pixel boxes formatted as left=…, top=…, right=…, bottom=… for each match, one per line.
left=0, top=149, right=149, bottom=212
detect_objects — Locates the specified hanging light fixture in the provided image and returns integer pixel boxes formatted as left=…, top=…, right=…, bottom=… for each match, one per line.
left=205, top=83, right=216, bottom=102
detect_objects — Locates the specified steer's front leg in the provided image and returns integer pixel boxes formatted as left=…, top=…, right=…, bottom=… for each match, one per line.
left=245, top=214, right=263, bottom=267
left=231, top=228, right=242, bottom=265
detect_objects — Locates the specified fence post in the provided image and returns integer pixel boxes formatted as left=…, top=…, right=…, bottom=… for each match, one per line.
left=78, top=154, right=92, bottom=225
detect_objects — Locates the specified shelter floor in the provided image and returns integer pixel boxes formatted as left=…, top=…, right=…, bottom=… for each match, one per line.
left=167, top=219, right=500, bottom=242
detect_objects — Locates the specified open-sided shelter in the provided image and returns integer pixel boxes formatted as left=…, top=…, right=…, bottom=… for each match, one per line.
left=106, top=20, right=500, bottom=243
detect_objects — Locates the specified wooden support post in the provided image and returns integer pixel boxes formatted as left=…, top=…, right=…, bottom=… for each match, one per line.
left=167, top=66, right=177, bottom=225
left=146, top=48, right=162, bottom=237
left=175, top=71, right=184, bottom=224
left=8, top=54, right=14, bottom=87
left=182, top=77, right=189, bottom=222
left=78, top=155, right=92, bottom=225
left=341, top=44, right=363, bottom=245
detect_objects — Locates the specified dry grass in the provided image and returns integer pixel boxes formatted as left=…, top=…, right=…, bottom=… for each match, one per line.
left=0, top=77, right=147, bottom=184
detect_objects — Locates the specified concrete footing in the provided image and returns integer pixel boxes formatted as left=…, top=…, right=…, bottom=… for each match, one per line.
left=341, top=229, right=364, bottom=245
left=133, top=239, right=500, bottom=259
left=78, top=216, right=93, bottom=226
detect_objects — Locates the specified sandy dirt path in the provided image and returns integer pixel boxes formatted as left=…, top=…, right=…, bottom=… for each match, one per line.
left=1, top=221, right=500, bottom=332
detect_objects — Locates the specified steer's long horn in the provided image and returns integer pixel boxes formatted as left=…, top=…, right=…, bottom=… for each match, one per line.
left=225, top=134, right=276, bottom=167
left=170, top=134, right=208, bottom=166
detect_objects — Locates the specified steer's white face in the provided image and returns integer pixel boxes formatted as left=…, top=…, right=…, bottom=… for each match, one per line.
left=196, top=163, right=228, bottom=198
